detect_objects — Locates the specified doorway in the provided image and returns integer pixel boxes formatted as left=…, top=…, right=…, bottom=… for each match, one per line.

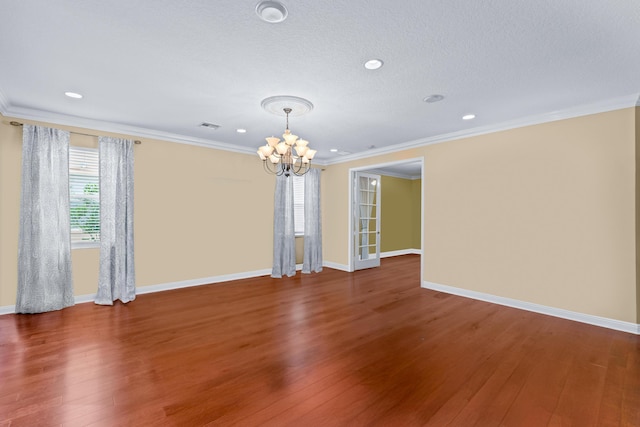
left=349, top=158, right=423, bottom=282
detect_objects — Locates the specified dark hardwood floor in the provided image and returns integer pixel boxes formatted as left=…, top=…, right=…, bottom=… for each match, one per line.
left=1, top=255, right=639, bottom=426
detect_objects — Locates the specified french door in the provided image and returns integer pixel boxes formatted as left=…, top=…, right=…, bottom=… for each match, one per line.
left=353, top=172, right=381, bottom=270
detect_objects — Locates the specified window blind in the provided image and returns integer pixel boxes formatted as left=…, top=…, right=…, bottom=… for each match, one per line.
left=69, top=147, right=100, bottom=245
left=293, top=175, right=305, bottom=235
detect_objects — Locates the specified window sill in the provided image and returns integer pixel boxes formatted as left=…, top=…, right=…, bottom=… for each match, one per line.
left=72, top=241, right=100, bottom=250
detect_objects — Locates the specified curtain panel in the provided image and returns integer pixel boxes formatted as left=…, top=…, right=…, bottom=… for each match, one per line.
left=16, top=125, right=74, bottom=313
left=302, top=168, right=322, bottom=273
left=272, top=174, right=296, bottom=278
left=95, top=137, right=136, bottom=305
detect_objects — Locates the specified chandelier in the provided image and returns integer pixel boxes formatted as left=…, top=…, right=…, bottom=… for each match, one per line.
left=257, top=107, right=316, bottom=176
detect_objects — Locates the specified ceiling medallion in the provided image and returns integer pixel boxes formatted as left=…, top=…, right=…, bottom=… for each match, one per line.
left=261, top=95, right=314, bottom=117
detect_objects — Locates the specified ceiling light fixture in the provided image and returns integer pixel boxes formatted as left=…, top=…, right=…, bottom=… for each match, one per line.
left=236, top=128, right=247, bottom=133
left=364, top=59, right=384, bottom=70
left=330, top=148, right=338, bottom=153
left=257, top=107, right=316, bottom=176
left=462, top=114, right=476, bottom=120
left=64, top=91, right=83, bottom=99
left=256, top=1, right=288, bottom=23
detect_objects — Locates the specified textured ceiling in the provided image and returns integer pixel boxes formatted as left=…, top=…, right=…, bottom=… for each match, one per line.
left=0, top=0, right=639, bottom=163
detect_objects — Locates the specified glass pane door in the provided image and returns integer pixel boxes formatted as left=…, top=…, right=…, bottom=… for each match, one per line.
left=354, top=172, right=381, bottom=270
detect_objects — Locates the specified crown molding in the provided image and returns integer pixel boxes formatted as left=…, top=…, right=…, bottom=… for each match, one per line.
left=2, top=93, right=638, bottom=162
left=326, top=93, right=640, bottom=166
left=367, top=168, right=420, bottom=180
left=2, top=105, right=257, bottom=155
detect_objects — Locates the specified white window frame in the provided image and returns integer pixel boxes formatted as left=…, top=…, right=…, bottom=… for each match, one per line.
left=69, top=146, right=100, bottom=249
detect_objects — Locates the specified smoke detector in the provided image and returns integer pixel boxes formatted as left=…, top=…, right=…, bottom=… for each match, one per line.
left=256, top=1, right=288, bottom=23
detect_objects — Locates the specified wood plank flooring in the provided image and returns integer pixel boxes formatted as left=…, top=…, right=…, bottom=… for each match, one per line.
left=1, top=255, right=638, bottom=426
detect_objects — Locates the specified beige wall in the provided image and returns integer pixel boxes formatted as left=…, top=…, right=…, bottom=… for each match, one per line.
left=0, top=119, right=22, bottom=306
left=323, top=109, right=637, bottom=323
left=380, top=175, right=421, bottom=252
left=2, top=108, right=638, bottom=324
left=0, top=115, right=275, bottom=306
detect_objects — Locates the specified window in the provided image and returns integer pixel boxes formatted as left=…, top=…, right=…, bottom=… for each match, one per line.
left=293, top=174, right=305, bottom=235
left=69, top=146, right=100, bottom=246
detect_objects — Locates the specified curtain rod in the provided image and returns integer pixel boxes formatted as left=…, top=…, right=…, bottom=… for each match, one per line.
left=9, top=121, right=142, bottom=145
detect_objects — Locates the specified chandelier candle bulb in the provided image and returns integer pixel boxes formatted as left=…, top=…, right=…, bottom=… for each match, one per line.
left=276, top=142, right=288, bottom=155
left=259, top=145, right=274, bottom=157
left=283, top=132, right=298, bottom=145
left=295, top=146, right=308, bottom=157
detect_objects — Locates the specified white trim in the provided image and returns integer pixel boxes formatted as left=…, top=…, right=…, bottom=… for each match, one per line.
left=71, top=242, right=100, bottom=250
left=0, top=305, right=16, bottom=315
left=0, top=265, right=357, bottom=315
left=136, top=269, right=272, bottom=295
left=381, top=249, right=422, bottom=258
left=422, top=280, right=640, bottom=335
left=3, top=106, right=257, bottom=155
left=4, top=94, right=635, bottom=165
left=323, top=261, right=351, bottom=272
left=327, top=94, right=640, bottom=166
left=74, top=293, right=97, bottom=304
left=0, top=269, right=274, bottom=315
left=367, top=168, right=421, bottom=180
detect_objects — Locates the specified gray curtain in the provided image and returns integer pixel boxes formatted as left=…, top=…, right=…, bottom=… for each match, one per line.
left=302, top=168, right=322, bottom=273
left=272, top=174, right=296, bottom=278
left=16, top=125, right=74, bottom=313
left=95, top=137, right=135, bottom=305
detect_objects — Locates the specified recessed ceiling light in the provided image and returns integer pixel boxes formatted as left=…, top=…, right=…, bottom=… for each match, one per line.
left=256, top=1, right=288, bottom=23
left=64, top=91, right=83, bottom=99
left=364, top=59, right=384, bottom=70
left=330, top=148, right=338, bottom=153
left=462, top=114, right=476, bottom=120
left=423, top=94, right=444, bottom=103
left=236, top=128, right=247, bottom=133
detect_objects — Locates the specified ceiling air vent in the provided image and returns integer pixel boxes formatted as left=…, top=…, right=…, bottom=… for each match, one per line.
left=199, top=122, right=221, bottom=130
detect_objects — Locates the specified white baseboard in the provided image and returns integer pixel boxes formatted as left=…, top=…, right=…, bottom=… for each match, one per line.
left=0, top=305, right=16, bottom=315
left=136, top=268, right=273, bottom=295
left=422, top=280, right=640, bottom=335
left=381, top=249, right=422, bottom=258
left=323, top=261, right=351, bottom=272
left=0, top=264, right=347, bottom=315
left=0, top=268, right=275, bottom=315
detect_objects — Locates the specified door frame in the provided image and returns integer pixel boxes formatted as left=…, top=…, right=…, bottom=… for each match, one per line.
left=348, top=157, right=424, bottom=283
left=353, top=171, right=382, bottom=270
